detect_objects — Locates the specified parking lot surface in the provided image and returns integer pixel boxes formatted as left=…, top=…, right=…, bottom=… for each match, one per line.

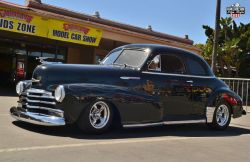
left=1, top=96, right=250, bottom=162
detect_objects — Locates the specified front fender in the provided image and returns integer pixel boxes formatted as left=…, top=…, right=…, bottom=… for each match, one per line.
left=57, top=83, right=157, bottom=124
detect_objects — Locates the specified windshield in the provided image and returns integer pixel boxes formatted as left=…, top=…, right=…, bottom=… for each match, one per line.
left=101, top=49, right=149, bottom=68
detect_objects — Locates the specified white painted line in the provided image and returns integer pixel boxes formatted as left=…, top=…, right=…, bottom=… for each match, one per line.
left=1, top=133, right=250, bottom=154
left=0, top=127, right=249, bottom=154
left=0, top=136, right=198, bottom=153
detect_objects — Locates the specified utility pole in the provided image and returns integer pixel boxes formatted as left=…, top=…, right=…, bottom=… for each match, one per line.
left=211, top=0, right=221, bottom=73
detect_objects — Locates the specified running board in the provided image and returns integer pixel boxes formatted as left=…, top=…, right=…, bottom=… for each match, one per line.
left=123, top=119, right=206, bottom=128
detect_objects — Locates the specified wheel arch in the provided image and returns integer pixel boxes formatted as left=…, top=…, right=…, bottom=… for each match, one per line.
left=208, top=87, right=240, bottom=105
left=206, top=87, right=243, bottom=121
left=105, top=100, right=122, bottom=128
left=61, top=83, right=129, bottom=125
left=78, top=98, right=122, bottom=128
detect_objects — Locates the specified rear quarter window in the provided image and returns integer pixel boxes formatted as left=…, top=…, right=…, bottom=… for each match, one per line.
left=186, top=57, right=208, bottom=76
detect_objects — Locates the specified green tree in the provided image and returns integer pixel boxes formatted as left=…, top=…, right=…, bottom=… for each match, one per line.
left=196, top=17, right=250, bottom=77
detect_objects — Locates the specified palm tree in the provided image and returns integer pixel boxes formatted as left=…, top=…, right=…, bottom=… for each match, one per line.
left=198, top=17, right=250, bottom=77
left=211, top=0, right=221, bottom=73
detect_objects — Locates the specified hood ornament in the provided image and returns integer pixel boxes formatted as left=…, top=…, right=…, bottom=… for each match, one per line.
left=32, top=75, right=42, bottom=83
left=36, top=57, right=62, bottom=64
left=32, top=78, right=40, bottom=83
left=36, top=57, right=51, bottom=64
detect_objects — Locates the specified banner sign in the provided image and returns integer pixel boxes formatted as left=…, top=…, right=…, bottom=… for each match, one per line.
left=0, top=7, right=48, bottom=37
left=0, top=7, right=102, bottom=46
left=48, top=19, right=102, bottom=46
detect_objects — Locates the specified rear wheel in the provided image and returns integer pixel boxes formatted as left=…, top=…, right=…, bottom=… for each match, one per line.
left=210, top=102, right=231, bottom=130
left=77, top=100, right=113, bottom=134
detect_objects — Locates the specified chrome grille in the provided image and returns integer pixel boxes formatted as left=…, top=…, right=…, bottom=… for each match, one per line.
left=22, top=88, right=63, bottom=117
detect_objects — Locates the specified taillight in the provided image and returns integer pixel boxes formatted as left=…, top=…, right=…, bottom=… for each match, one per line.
left=223, top=94, right=238, bottom=105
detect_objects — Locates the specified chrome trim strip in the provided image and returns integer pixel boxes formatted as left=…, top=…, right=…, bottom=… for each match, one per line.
left=120, top=76, right=141, bottom=80
left=206, top=107, right=216, bottom=123
left=142, top=71, right=215, bottom=79
left=26, top=104, right=62, bottom=114
left=27, top=94, right=55, bottom=99
left=164, top=119, right=206, bottom=124
left=27, top=89, right=52, bottom=96
left=123, top=122, right=163, bottom=128
left=27, top=99, right=56, bottom=105
left=186, top=80, right=194, bottom=83
left=123, top=119, right=206, bottom=128
left=10, top=107, right=65, bottom=126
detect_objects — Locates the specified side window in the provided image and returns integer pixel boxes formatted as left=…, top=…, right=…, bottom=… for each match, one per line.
left=161, top=55, right=186, bottom=74
left=186, top=58, right=207, bottom=76
left=148, top=55, right=161, bottom=71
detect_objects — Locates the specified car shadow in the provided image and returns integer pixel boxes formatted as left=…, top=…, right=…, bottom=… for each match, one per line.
left=0, top=85, right=17, bottom=97
left=12, top=121, right=250, bottom=140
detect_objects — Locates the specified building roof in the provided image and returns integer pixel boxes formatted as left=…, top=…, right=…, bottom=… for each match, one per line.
left=0, top=0, right=193, bottom=45
left=28, top=1, right=193, bottom=45
left=0, top=0, right=27, bottom=9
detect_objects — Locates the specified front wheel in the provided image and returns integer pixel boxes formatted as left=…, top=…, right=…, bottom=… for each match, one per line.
left=209, top=102, right=231, bottom=130
left=77, top=100, right=113, bottom=134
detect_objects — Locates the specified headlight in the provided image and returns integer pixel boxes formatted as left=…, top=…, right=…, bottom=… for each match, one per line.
left=16, top=81, right=24, bottom=95
left=54, top=85, right=65, bottom=102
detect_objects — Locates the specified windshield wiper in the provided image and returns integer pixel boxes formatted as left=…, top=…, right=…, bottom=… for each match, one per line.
left=112, top=63, right=136, bottom=69
left=112, top=63, right=123, bottom=66
left=123, top=64, right=135, bottom=69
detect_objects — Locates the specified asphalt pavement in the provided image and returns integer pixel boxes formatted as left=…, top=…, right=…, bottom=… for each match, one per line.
left=0, top=96, right=250, bottom=162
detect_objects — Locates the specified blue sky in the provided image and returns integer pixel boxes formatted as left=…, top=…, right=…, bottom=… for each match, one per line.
left=4, top=0, right=250, bottom=44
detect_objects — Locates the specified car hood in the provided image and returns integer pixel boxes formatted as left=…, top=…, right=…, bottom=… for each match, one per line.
left=32, top=63, right=139, bottom=91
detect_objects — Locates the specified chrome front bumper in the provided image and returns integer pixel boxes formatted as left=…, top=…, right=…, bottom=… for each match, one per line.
left=10, top=88, right=66, bottom=126
left=10, top=106, right=65, bottom=126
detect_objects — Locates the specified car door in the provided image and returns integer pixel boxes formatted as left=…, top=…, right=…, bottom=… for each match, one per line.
left=183, top=56, right=215, bottom=119
left=142, top=53, right=203, bottom=122
left=113, top=49, right=163, bottom=124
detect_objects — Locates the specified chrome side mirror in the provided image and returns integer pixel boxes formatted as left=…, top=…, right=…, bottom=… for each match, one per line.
left=148, top=55, right=161, bottom=71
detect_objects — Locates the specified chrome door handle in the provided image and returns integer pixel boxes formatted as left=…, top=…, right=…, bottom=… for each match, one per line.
left=120, top=76, right=141, bottom=80
left=186, top=80, right=193, bottom=83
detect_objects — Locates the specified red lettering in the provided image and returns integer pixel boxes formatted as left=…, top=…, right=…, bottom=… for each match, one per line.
left=0, top=9, right=33, bottom=23
left=63, top=23, right=90, bottom=34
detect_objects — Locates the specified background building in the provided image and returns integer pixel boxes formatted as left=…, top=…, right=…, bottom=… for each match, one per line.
left=0, top=0, right=200, bottom=85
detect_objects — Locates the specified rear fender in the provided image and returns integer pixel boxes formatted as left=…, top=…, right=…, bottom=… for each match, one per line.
left=206, top=87, right=243, bottom=122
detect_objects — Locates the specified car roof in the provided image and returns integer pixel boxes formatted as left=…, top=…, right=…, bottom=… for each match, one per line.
left=116, top=44, right=197, bottom=57
left=121, top=43, right=183, bottom=50
left=112, top=44, right=214, bottom=76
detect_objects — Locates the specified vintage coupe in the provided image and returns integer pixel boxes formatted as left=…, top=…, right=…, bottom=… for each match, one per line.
left=10, top=44, right=246, bottom=134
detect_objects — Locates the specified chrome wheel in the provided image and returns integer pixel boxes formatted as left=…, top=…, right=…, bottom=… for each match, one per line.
left=216, top=104, right=230, bottom=127
left=89, top=101, right=110, bottom=129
